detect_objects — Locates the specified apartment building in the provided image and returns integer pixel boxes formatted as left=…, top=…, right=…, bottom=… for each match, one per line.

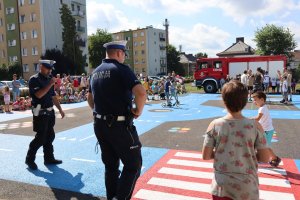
left=0, top=0, right=87, bottom=80
left=113, top=26, right=167, bottom=76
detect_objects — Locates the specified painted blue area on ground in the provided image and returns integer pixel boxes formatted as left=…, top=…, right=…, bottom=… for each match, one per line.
left=1, top=93, right=300, bottom=197
left=0, top=112, right=32, bottom=122
left=295, top=159, right=300, bottom=173
left=0, top=131, right=167, bottom=196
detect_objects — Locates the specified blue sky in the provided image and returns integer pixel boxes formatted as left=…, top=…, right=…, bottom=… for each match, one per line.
left=86, top=0, right=300, bottom=57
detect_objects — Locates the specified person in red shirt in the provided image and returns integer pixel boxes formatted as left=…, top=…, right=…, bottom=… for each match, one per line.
left=73, top=77, right=79, bottom=92
left=55, top=74, right=62, bottom=94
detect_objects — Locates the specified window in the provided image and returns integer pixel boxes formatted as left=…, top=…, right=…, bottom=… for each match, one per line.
left=0, top=2, right=1, bottom=10
left=30, top=13, right=36, bottom=22
left=141, top=50, right=145, bottom=55
left=20, top=15, right=25, bottom=23
left=77, top=5, right=80, bottom=11
left=29, top=0, right=35, bottom=5
left=20, top=31, right=27, bottom=40
left=71, top=4, right=74, bottom=11
left=8, top=40, right=16, bottom=47
left=32, top=46, right=38, bottom=55
left=21, top=48, right=27, bottom=56
left=116, top=35, right=119, bottom=40
left=34, top=63, right=39, bottom=71
left=7, top=24, right=16, bottom=30
left=134, top=51, right=138, bottom=55
left=6, top=7, right=14, bottom=14
left=60, top=0, right=63, bottom=4
left=214, top=61, right=222, bottom=69
left=154, top=32, right=156, bottom=35
left=125, top=36, right=130, bottom=41
left=140, top=32, right=144, bottom=37
left=133, top=33, right=137, bottom=38
left=0, top=18, right=2, bottom=26
left=23, top=64, right=29, bottom=72
left=9, top=56, right=18, bottom=62
left=0, top=50, right=5, bottom=58
left=19, top=0, right=25, bottom=6
left=134, top=59, right=139, bottom=64
left=200, top=62, right=209, bottom=69
left=31, top=29, right=38, bottom=38
left=140, top=41, right=144, bottom=46
left=0, top=34, right=4, bottom=42
left=142, top=59, right=145, bottom=64
left=134, top=42, right=138, bottom=46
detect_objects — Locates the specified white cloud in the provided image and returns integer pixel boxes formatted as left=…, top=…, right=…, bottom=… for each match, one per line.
left=169, top=23, right=231, bottom=57
left=86, top=1, right=138, bottom=35
left=121, top=0, right=300, bottom=26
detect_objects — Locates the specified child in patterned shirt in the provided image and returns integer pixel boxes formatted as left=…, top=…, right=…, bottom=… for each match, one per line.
left=202, top=80, right=271, bottom=200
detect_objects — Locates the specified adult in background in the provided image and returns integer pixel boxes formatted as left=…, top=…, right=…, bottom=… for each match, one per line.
left=25, top=60, right=65, bottom=170
left=263, top=71, right=270, bottom=93
left=253, top=67, right=263, bottom=93
left=287, top=69, right=292, bottom=101
left=240, top=70, right=248, bottom=86
left=88, top=41, right=146, bottom=200
left=12, top=74, right=21, bottom=102
left=247, top=69, right=254, bottom=101
left=80, top=73, right=88, bottom=91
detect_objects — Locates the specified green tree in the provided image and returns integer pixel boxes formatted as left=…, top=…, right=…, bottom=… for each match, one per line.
left=167, top=45, right=185, bottom=75
left=88, top=29, right=112, bottom=68
left=253, top=24, right=297, bottom=58
left=195, top=52, right=208, bottom=58
left=60, top=4, right=85, bottom=74
left=42, top=49, right=72, bottom=75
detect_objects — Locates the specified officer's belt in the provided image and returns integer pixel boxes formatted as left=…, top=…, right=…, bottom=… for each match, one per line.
left=40, top=107, right=53, bottom=111
left=95, top=114, right=125, bottom=121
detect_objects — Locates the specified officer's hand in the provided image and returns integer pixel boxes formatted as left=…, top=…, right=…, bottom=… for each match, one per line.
left=131, top=108, right=141, bottom=119
left=59, top=110, right=65, bottom=119
left=50, top=77, right=57, bottom=85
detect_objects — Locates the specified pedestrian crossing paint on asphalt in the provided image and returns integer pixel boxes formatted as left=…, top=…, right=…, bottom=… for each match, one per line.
left=133, top=150, right=300, bottom=200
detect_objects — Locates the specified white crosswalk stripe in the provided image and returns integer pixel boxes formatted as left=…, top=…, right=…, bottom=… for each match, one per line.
left=134, top=151, right=296, bottom=200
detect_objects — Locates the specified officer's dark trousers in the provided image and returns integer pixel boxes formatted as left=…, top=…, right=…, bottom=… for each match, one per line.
left=26, top=111, right=56, bottom=161
left=94, top=118, right=142, bottom=200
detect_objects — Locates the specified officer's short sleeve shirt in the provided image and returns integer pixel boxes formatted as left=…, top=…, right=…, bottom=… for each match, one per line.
left=29, top=73, right=55, bottom=108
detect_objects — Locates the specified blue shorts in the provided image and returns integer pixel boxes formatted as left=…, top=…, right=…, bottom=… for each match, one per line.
left=265, top=130, right=274, bottom=146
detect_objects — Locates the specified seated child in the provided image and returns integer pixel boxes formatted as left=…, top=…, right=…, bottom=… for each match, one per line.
left=25, top=96, right=32, bottom=109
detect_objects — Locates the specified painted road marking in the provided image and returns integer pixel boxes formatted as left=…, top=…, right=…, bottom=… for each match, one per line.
left=258, top=167, right=287, bottom=175
left=71, top=158, right=97, bottom=163
left=0, top=148, right=13, bottom=152
left=135, top=189, right=209, bottom=200
left=134, top=150, right=299, bottom=200
left=158, top=167, right=291, bottom=188
left=167, top=158, right=213, bottom=168
left=148, top=177, right=211, bottom=191
left=174, top=152, right=202, bottom=159
left=79, top=134, right=95, bottom=142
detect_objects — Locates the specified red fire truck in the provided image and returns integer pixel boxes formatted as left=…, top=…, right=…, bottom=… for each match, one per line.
left=194, top=55, right=287, bottom=93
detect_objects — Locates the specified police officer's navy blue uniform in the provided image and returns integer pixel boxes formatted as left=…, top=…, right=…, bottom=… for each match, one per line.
left=90, top=42, right=142, bottom=200
left=25, top=60, right=63, bottom=170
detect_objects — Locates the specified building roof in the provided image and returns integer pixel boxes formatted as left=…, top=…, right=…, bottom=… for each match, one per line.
left=179, top=53, right=196, bottom=64
left=291, top=50, right=300, bottom=61
left=217, top=37, right=255, bottom=57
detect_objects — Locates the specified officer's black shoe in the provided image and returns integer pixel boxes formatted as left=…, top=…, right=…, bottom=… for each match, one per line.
left=25, top=159, right=38, bottom=170
left=44, top=159, right=63, bottom=165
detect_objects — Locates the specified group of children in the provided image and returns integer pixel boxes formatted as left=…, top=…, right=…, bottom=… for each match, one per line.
left=142, top=77, right=187, bottom=102
left=56, top=84, right=87, bottom=104
left=203, top=80, right=281, bottom=200
left=1, top=86, right=32, bottom=113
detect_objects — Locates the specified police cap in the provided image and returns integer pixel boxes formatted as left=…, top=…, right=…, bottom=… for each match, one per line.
left=39, top=59, right=56, bottom=69
left=103, top=40, right=127, bottom=50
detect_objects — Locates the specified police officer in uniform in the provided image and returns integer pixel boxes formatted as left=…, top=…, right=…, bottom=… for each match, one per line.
left=87, top=41, right=146, bottom=200
left=25, top=60, right=65, bottom=170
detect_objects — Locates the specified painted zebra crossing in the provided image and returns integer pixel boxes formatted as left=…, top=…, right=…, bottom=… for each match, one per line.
left=133, top=150, right=300, bottom=200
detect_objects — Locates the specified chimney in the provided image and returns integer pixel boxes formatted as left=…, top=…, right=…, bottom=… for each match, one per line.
left=236, top=37, right=244, bottom=43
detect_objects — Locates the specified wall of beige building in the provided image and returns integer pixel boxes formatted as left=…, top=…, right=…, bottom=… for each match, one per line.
left=0, top=0, right=8, bottom=66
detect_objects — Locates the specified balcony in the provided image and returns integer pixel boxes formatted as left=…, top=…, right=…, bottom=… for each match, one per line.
left=72, top=10, right=85, bottom=18
left=76, top=38, right=86, bottom=47
left=159, top=45, right=166, bottom=50
left=159, top=37, right=166, bottom=42
left=76, top=26, right=85, bottom=33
